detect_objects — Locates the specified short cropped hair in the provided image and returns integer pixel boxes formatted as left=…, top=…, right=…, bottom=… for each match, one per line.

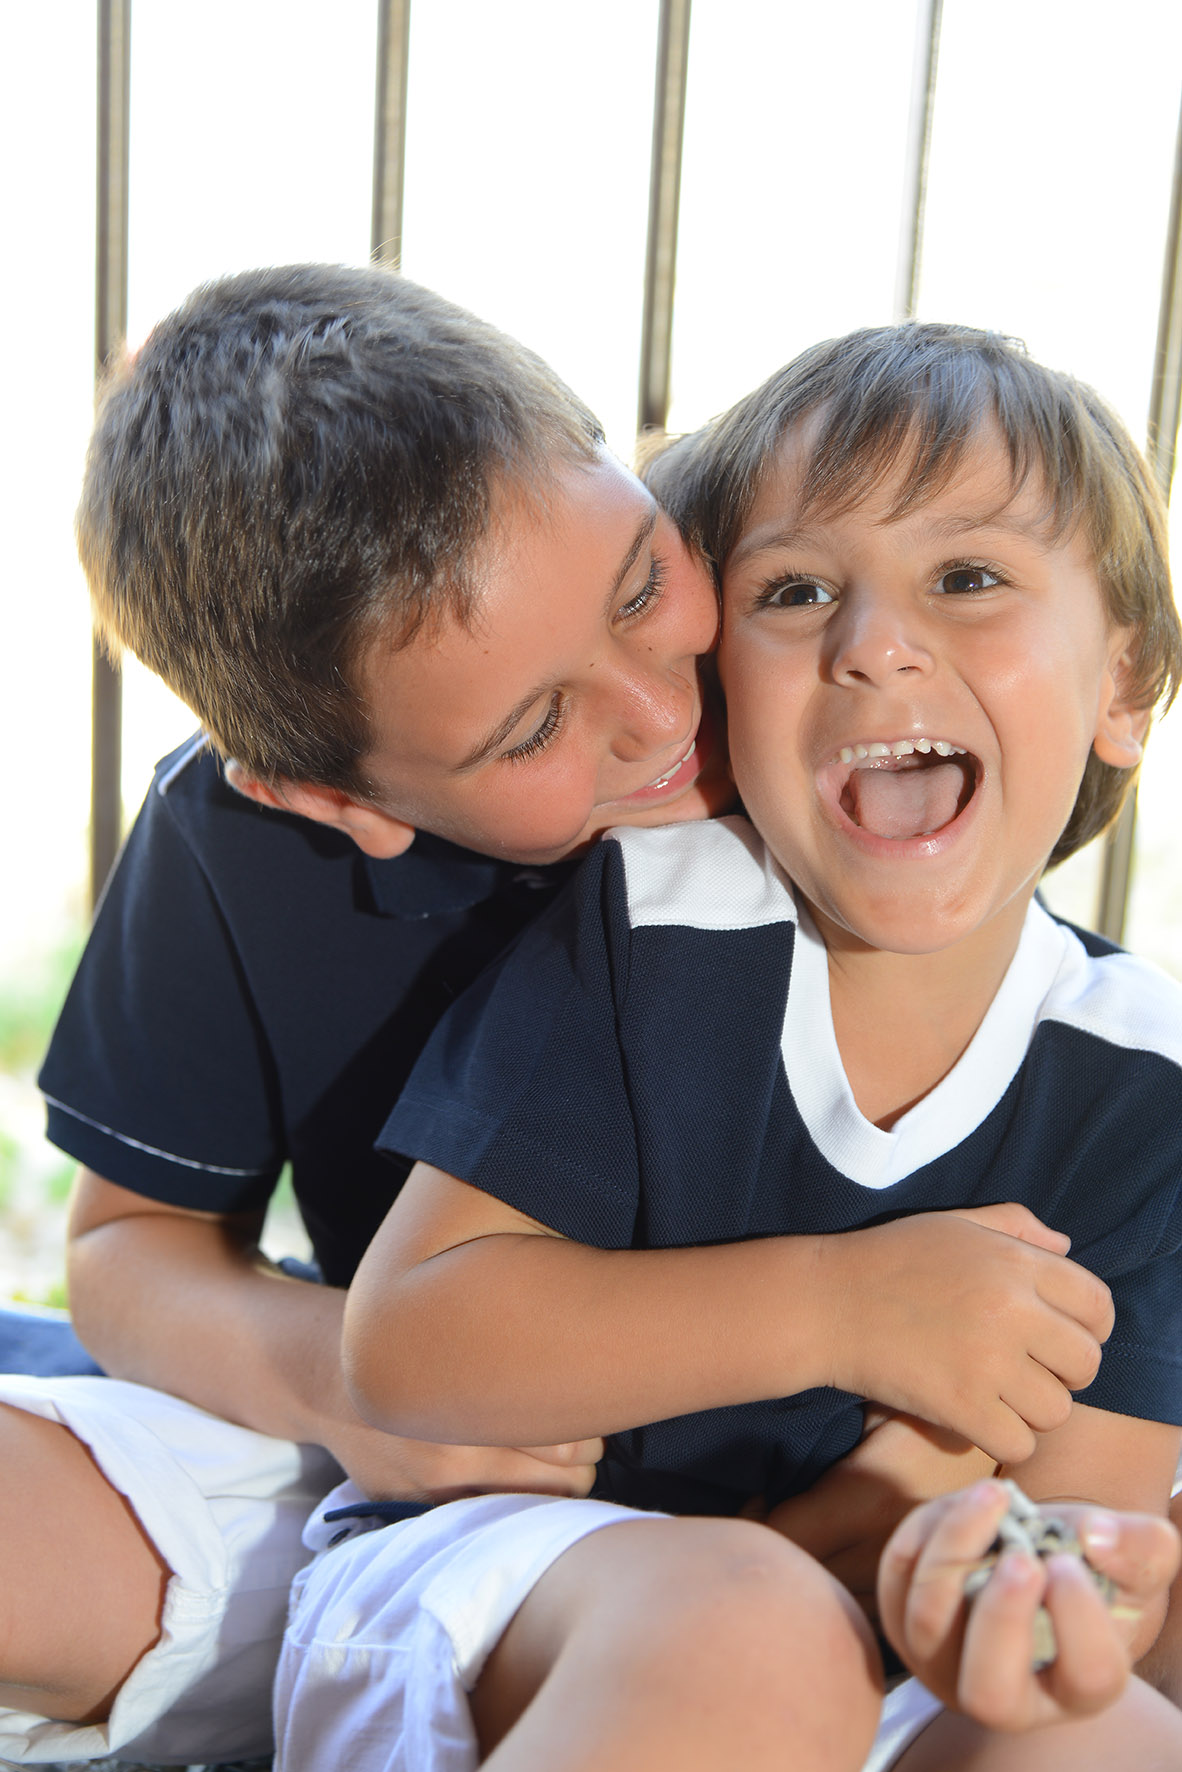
left=78, top=264, right=604, bottom=791
left=646, top=322, right=1180, bottom=866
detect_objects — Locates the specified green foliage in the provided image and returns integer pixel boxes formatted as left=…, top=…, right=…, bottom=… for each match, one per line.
left=9, top=1278, right=69, bottom=1311
left=45, top=1160, right=78, bottom=1206
left=0, top=927, right=85, bottom=1075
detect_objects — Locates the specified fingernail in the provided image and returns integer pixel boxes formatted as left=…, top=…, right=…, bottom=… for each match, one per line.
left=1081, top=1511, right=1120, bottom=1553
left=996, top=1549, right=1039, bottom=1589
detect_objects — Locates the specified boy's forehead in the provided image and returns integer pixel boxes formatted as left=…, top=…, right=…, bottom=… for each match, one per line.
left=358, top=450, right=662, bottom=758
left=736, top=417, right=1064, bottom=557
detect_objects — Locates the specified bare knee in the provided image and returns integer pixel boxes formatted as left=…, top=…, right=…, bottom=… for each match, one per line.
left=474, top=1514, right=880, bottom=1766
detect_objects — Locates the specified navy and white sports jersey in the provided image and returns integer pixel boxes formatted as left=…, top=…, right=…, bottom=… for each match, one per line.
left=382, top=815, right=1182, bottom=1516
left=39, top=736, right=574, bottom=1287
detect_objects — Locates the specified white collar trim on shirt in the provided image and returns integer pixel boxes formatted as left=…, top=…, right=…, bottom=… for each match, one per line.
left=613, top=817, right=1182, bottom=1190
left=783, top=896, right=1070, bottom=1189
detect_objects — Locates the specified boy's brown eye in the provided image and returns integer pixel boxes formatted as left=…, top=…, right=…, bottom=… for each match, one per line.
left=937, top=565, right=1001, bottom=595
left=758, top=576, right=833, bottom=609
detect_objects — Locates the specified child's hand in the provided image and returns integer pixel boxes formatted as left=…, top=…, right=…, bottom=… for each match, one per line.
left=330, top=1424, right=605, bottom=1505
left=821, top=1204, right=1113, bottom=1465
left=877, top=1480, right=1181, bottom=1731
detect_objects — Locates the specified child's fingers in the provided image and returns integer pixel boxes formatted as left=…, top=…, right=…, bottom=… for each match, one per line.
left=518, top=1437, right=605, bottom=1467
left=955, top=1548, right=1049, bottom=1725
left=879, top=1482, right=1012, bottom=1676
left=952, top=1202, right=1071, bottom=1255
left=1037, top=1554, right=1129, bottom=1716
left=1075, top=1508, right=1182, bottom=1603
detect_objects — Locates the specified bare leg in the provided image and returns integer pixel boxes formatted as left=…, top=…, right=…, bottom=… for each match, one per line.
left=0, top=1402, right=169, bottom=1723
left=1136, top=1491, right=1182, bottom=1707
left=469, top=1514, right=881, bottom=1772
left=896, top=1675, right=1182, bottom=1770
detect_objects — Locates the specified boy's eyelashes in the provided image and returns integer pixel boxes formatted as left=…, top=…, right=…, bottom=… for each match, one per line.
left=933, top=561, right=1005, bottom=596
left=742, top=558, right=1008, bottom=612
left=752, top=574, right=834, bottom=610
left=498, top=554, right=669, bottom=768
left=503, top=692, right=567, bottom=764
left=618, top=551, right=669, bottom=622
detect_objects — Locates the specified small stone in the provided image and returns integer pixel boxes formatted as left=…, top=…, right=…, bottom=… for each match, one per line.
left=962, top=1480, right=1118, bottom=1670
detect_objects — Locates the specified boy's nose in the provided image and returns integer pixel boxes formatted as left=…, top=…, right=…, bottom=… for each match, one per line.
left=608, top=657, right=694, bottom=759
left=828, top=599, right=933, bottom=687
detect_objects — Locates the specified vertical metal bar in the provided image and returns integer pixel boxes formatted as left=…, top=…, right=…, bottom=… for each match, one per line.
left=1145, top=90, right=1182, bottom=501
left=91, top=0, right=131, bottom=911
left=637, top=0, right=692, bottom=436
left=1095, top=86, right=1182, bottom=944
left=894, top=0, right=943, bottom=321
left=371, top=0, right=412, bottom=266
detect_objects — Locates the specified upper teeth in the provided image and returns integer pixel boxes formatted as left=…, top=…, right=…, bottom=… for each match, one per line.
left=837, top=739, right=966, bottom=764
left=646, top=738, right=695, bottom=790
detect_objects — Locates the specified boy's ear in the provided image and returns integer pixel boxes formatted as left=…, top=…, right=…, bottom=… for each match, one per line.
left=224, top=762, right=417, bottom=858
left=1092, top=635, right=1150, bottom=770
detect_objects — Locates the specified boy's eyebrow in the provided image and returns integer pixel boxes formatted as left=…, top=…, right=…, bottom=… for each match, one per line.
left=728, top=505, right=1052, bottom=570
left=457, top=504, right=659, bottom=771
left=919, top=508, right=1055, bottom=551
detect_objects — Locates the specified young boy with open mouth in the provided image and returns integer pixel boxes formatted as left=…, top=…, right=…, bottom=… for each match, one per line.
left=320, top=321, right=1182, bottom=1772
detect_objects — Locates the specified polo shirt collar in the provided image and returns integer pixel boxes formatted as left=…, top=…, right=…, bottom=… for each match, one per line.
left=364, top=832, right=518, bottom=919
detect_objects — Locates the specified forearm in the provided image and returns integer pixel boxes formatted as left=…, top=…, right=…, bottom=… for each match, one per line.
left=345, top=1169, right=1110, bottom=1463
left=68, top=1195, right=354, bottom=1448
left=66, top=1173, right=607, bottom=1505
left=344, top=1220, right=837, bottom=1444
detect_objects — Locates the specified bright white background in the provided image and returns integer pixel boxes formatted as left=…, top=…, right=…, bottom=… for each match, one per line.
left=2, top=0, right=1181, bottom=985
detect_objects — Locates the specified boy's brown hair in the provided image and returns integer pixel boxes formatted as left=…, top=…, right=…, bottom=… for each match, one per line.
left=77, top=264, right=604, bottom=794
left=646, top=321, right=1180, bottom=866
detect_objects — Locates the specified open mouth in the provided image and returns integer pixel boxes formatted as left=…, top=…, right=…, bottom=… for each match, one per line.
left=644, top=738, right=696, bottom=793
left=830, top=737, right=979, bottom=841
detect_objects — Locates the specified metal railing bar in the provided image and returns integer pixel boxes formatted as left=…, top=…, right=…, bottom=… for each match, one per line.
left=1095, top=84, right=1182, bottom=945
left=1146, top=89, right=1182, bottom=500
left=371, top=0, right=412, bottom=266
left=637, top=0, right=692, bottom=437
left=894, top=0, right=943, bottom=321
left=91, top=0, right=131, bottom=911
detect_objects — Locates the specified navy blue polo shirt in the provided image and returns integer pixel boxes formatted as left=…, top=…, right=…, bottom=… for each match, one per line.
left=381, top=816, right=1182, bottom=1516
left=39, top=736, right=572, bottom=1287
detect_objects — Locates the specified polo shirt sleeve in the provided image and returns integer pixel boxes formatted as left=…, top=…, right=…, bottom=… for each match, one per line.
left=38, top=759, right=281, bottom=1214
left=379, top=840, right=641, bottom=1248
left=1068, top=1075, right=1182, bottom=1427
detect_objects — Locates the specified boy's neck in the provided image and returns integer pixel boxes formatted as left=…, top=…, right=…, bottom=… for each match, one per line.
left=816, top=891, right=1036, bottom=1132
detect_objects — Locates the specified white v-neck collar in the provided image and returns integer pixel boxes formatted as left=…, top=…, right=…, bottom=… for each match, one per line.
left=782, top=895, right=1070, bottom=1189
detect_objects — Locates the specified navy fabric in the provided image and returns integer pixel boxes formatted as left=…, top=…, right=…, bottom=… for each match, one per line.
left=39, top=737, right=573, bottom=1288
left=381, top=816, right=1182, bottom=1517
left=0, top=1307, right=103, bottom=1378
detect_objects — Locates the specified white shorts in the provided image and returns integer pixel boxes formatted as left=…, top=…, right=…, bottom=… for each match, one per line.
left=0, top=1374, right=339, bottom=1766
left=276, top=1487, right=942, bottom=1772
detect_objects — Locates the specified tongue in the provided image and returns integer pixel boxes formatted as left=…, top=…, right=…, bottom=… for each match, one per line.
left=846, top=759, right=966, bottom=840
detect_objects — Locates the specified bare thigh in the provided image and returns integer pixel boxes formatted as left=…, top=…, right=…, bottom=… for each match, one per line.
left=0, top=1402, right=169, bottom=1724
left=470, top=1513, right=882, bottom=1772
left=896, top=1674, right=1182, bottom=1772
left=1135, top=1489, right=1182, bottom=1708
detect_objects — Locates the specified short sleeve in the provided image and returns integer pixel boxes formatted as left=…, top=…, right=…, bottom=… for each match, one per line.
left=379, top=841, right=641, bottom=1248
left=1070, top=1089, right=1182, bottom=1425
left=39, top=757, right=281, bottom=1213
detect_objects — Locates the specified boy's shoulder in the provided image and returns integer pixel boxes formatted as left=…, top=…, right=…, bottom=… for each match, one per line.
left=606, top=814, right=795, bottom=935
left=1037, top=903, right=1182, bottom=1076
